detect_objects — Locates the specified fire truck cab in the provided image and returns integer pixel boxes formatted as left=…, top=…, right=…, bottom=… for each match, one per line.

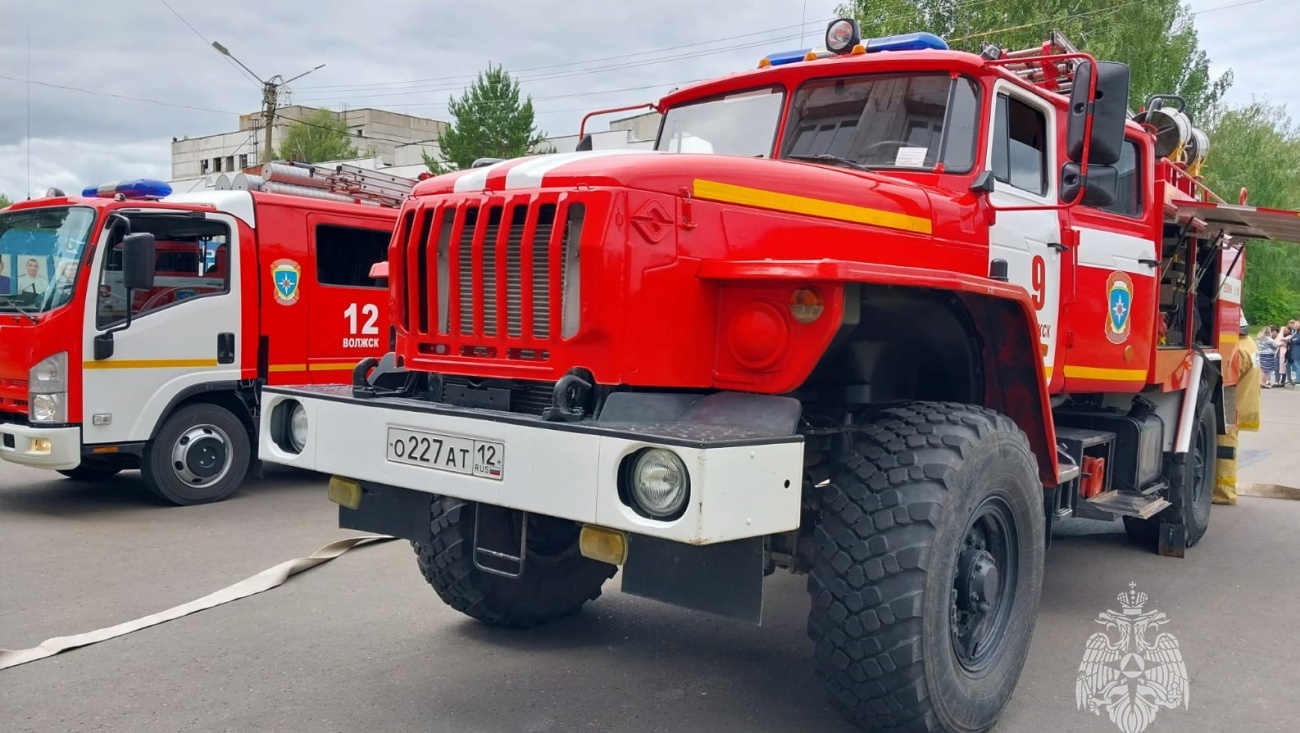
left=255, top=20, right=1300, bottom=733
left=0, top=169, right=407, bottom=505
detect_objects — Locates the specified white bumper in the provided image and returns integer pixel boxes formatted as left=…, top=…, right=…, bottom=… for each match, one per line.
left=259, top=389, right=804, bottom=545
left=0, top=423, right=81, bottom=470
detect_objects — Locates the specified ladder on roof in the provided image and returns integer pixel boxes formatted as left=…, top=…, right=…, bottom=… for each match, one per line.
left=213, top=160, right=416, bottom=208
left=983, top=30, right=1084, bottom=94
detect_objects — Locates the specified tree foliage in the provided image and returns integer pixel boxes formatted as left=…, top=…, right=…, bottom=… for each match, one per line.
left=0, top=193, right=10, bottom=209
left=837, top=0, right=1232, bottom=116
left=278, top=108, right=359, bottom=164
left=1198, top=102, right=1300, bottom=325
left=423, top=65, right=549, bottom=174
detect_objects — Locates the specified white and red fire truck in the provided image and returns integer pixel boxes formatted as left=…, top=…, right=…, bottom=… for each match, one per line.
left=0, top=163, right=412, bottom=505
left=256, top=21, right=1300, bottom=733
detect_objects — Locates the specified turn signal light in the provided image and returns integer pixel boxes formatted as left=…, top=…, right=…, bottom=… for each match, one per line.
left=579, top=525, right=628, bottom=565
left=327, top=476, right=362, bottom=510
left=788, top=288, right=825, bottom=323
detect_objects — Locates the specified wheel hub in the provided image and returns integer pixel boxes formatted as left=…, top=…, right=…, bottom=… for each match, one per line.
left=956, top=548, right=999, bottom=613
left=171, top=424, right=232, bottom=486
left=950, top=496, right=1019, bottom=673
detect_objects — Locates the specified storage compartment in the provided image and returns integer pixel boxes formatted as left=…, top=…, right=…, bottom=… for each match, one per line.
left=1054, top=408, right=1164, bottom=492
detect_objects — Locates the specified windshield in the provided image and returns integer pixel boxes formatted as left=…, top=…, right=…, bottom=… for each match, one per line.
left=656, top=87, right=785, bottom=157
left=781, top=73, right=980, bottom=172
left=0, top=206, right=97, bottom=315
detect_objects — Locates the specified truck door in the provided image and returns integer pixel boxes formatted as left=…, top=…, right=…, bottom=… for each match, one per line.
left=985, top=83, right=1063, bottom=386
left=304, top=215, right=392, bottom=382
left=82, top=212, right=242, bottom=445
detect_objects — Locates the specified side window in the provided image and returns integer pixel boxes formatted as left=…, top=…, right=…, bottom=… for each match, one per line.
left=97, top=218, right=231, bottom=328
left=992, top=93, right=1048, bottom=196
left=1097, top=140, right=1142, bottom=217
left=315, top=224, right=390, bottom=288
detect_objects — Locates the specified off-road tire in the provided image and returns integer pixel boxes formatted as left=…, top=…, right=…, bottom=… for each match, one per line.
left=142, top=403, right=250, bottom=506
left=414, top=498, right=617, bottom=628
left=57, top=461, right=122, bottom=481
left=1124, top=391, right=1215, bottom=548
left=808, top=402, right=1046, bottom=733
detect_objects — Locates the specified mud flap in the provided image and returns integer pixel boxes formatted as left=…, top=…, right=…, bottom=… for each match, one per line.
left=338, top=482, right=433, bottom=544
left=621, top=534, right=766, bottom=624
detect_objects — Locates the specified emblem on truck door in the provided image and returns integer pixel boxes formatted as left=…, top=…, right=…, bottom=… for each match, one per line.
left=1075, top=582, right=1189, bottom=733
left=271, top=259, right=301, bottom=306
left=1105, top=271, right=1134, bottom=344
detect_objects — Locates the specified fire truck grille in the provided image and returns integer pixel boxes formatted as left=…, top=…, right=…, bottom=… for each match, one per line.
left=409, top=196, right=584, bottom=351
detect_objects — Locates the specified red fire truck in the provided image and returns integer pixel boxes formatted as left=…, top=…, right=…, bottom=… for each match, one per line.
left=0, top=162, right=412, bottom=505
left=256, top=21, right=1300, bottom=732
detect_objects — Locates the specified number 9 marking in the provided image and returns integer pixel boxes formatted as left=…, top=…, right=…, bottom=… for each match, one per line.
left=1031, top=255, right=1046, bottom=310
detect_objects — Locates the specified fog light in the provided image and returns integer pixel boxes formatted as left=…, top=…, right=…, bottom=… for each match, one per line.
left=579, top=525, right=628, bottom=565
left=328, top=476, right=362, bottom=509
left=32, top=438, right=53, bottom=454
left=630, top=448, right=689, bottom=519
left=826, top=18, right=861, bottom=54
left=289, top=402, right=308, bottom=451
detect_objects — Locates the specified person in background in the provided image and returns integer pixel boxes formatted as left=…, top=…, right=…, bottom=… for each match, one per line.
left=0, top=258, right=10, bottom=295
left=1216, top=315, right=1260, bottom=505
left=1277, top=326, right=1291, bottom=387
left=1257, top=326, right=1279, bottom=388
left=1287, top=319, right=1300, bottom=388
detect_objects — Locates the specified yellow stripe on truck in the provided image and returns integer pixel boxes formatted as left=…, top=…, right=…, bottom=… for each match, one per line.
left=1063, top=365, right=1147, bottom=381
left=692, top=179, right=933, bottom=235
left=82, top=358, right=217, bottom=370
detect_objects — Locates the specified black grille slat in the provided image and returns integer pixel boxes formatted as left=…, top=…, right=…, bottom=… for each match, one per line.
left=532, top=203, right=557, bottom=339
left=481, top=207, right=503, bottom=337
left=457, top=207, right=479, bottom=335
left=505, top=206, right=527, bottom=338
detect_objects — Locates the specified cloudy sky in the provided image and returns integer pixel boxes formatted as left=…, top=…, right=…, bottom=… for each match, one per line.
left=0, top=0, right=1295, bottom=200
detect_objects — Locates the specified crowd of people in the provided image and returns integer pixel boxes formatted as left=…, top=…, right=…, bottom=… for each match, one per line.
left=1256, top=318, right=1300, bottom=388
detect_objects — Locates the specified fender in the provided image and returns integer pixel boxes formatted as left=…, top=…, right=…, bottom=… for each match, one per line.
left=145, top=380, right=257, bottom=443
left=698, top=259, right=1059, bottom=487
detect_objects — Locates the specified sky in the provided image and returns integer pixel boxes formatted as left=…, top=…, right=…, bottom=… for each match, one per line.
left=0, top=0, right=1295, bottom=201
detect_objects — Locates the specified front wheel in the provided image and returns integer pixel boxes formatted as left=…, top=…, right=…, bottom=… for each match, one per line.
left=414, top=498, right=617, bottom=628
left=808, top=402, right=1045, bottom=733
left=142, top=403, right=251, bottom=505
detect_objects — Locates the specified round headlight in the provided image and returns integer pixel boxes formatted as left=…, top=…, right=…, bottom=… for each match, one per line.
left=631, top=448, right=690, bottom=519
left=826, top=18, right=861, bottom=54
left=289, top=402, right=308, bottom=451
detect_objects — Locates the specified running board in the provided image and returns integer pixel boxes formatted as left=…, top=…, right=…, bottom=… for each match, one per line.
left=1085, top=490, right=1171, bottom=519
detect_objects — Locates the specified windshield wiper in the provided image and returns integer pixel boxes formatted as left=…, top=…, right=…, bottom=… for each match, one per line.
left=0, top=297, right=39, bottom=323
left=785, top=154, right=873, bottom=172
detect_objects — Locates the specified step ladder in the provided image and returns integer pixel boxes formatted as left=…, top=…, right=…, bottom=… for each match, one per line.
left=214, top=160, right=416, bottom=208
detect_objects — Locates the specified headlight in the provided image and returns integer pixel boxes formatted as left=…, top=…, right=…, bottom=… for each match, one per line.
left=289, top=402, right=308, bottom=451
left=29, top=352, right=68, bottom=394
left=29, top=352, right=68, bottom=423
left=30, top=393, right=65, bottom=424
left=629, top=448, right=690, bottom=519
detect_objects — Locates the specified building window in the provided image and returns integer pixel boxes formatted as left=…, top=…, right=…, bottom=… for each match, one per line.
left=315, top=225, right=390, bottom=288
left=200, top=159, right=210, bottom=174
left=226, top=156, right=234, bottom=172
left=238, top=154, right=248, bottom=170
left=992, top=94, right=1048, bottom=196
left=213, top=157, right=223, bottom=172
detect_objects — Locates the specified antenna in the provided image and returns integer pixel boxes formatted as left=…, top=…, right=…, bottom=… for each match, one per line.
left=26, top=27, right=31, bottom=200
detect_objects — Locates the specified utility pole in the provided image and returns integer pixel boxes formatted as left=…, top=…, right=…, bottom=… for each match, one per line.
left=211, top=41, right=324, bottom=163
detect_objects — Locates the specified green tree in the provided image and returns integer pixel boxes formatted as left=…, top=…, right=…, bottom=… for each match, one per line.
left=0, top=193, right=11, bottom=209
left=423, top=65, right=549, bottom=174
left=837, top=0, right=1232, bottom=116
left=278, top=108, right=359, bottom=163
left=1198, top=101, right=1300, bottom=325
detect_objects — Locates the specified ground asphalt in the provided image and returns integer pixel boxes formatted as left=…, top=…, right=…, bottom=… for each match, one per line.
left=2, top=388, right=1297, bottom=733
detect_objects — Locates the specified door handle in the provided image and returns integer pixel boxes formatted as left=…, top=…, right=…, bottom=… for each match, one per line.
left=217, top=332, right=235, bottom=364
left=1048, top=242, right=1069, bottom=253
left=1139, top=258, right=1160, bottom=268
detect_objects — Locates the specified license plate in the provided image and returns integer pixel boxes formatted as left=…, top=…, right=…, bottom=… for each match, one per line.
left=385, top=426, right=504, bottom=480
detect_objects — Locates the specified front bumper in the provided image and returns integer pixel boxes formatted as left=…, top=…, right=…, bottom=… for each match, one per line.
left=259, top=385, right=805, bottom=545
left=0, top=423, right=81, bottom=470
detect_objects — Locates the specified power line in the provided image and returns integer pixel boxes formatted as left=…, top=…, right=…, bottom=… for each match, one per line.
left=0, top=74, right=237, bottom=115
left=158, top=0, right=261, bottom=87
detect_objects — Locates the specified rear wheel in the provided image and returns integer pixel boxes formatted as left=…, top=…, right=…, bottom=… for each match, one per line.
left=414, top=498, right=617, bottom=628
left=142, top=403, right=250, bottom=505
left=1124, top=391, right=1215, bottom=548
left=808, top=402, right=1045, bottom=733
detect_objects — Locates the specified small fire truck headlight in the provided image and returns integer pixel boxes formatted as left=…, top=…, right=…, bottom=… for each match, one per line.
left=826, top=18, right=861, bottom=54
left=289, top=402, right=309, bottom=452
left=29, top=352, right=68, bottom=424
left=628, top=448, right=690, bottom=520
left=30, top=393, right=66, bottom=424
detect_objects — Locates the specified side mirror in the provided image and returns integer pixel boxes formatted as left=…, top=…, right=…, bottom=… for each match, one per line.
left=1066, top=61, right=1131, bottom=165
left=122, top=232, right=156, bottom=291
left=1061, top=162, right=1118, bottom=208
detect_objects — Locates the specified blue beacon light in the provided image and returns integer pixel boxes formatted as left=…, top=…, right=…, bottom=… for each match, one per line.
left=82, top=179, right=173, bottom=199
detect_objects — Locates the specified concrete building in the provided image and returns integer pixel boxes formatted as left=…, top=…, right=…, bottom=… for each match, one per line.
left=170, top=106, right=447, bottom=181
left=167, top=108, right=664, bottom=192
